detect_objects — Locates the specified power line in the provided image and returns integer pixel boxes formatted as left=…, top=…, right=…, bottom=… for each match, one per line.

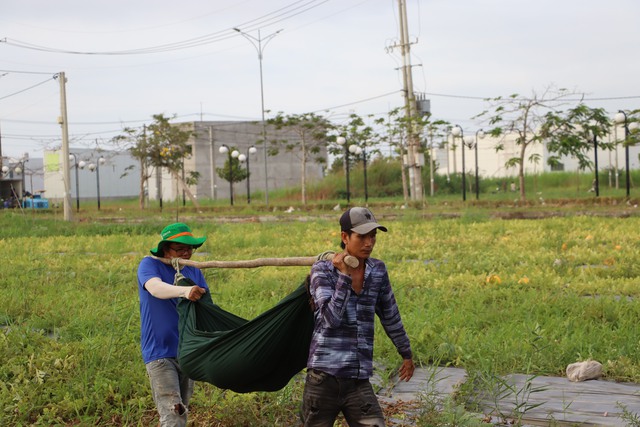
left=0, top=68, right=56, bottom=75
left=0, top=0, right=329, bottom=56
left=313, top=90, right=402, bottom=113
left=422, top=91, right=640, bottom=102
left=0, top=76, right=55, bottom=101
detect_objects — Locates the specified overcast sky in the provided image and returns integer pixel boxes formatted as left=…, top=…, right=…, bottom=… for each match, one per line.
left=1, top=0, right=639, bottom=160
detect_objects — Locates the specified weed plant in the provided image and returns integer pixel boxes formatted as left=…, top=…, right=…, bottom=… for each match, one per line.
left=0, top=210, right=639, bottom=425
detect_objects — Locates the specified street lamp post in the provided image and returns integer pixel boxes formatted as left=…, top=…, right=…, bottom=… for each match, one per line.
left=362, top=146, right=369, bottom=204
left=587, top=121, right=600, bottom=197
left=336, top=137, right=351, bottom=204
left=451, top=125, right=466, bottom=201
left=11, top=154, right=29, bottom=206
left=349, top=143, right=369, bottom=204
left=428, top=142, right=435, bottom=196
left=85, top=157, right=106, bottom=210
left=15, top=162, right=25, bottom=206
left=473, top=129, right=485, bottom=200
left=1, top=164, right=16, bottom=207
left=69, top=153, right=81, bottom=212
left=233, top=27, right=282, bottom=206
left=614, top=111, right=636, bottom=197
left=238, top=146, right=258, bottom=204
left=219, top=145, right=240, bottom=206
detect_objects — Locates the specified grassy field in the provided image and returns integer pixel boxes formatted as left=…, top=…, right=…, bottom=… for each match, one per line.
left=1, top=205, right=639, bottom=425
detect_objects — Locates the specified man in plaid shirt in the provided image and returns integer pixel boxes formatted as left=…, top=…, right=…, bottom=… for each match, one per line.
left=302, top=207, right=415, bottom=427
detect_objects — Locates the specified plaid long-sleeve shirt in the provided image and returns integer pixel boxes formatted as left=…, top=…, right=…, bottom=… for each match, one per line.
left=307, top=257, right=412, bottom=379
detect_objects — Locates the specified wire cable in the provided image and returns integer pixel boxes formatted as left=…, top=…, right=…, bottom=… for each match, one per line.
left=0, top=0, right=329, bottom=56
left=0, top=76, right=55, bottom=101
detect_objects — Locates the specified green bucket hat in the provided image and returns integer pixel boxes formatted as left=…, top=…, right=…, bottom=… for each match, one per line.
left=150, top=222, right=206, bottom=256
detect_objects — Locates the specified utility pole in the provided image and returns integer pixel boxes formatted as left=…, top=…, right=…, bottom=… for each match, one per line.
left=57, top=72, right=73, bottom=221
left=396, top=0, right=423, bottom=201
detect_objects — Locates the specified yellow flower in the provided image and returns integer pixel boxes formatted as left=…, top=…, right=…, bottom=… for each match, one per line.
left=561, top=243, right=568, bottom=251
left=585, top=235, right=593, bottom=241
left=614, top=245, right=622, bottom=251
left=486, top=274, right=502, bottom=285
left=518, top=277, right=530, bottom=284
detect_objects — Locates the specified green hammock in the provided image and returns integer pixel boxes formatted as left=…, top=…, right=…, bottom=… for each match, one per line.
left=176, top=277, right=314, bottom=393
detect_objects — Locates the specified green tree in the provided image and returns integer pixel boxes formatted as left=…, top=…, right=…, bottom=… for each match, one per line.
left=216, top=149, right=249, bottom=192
left=112, top=125, right=152, bottom=209
left=382, top=108, right=448, bottom=202
left=422, top=118, right=450, bottom=196
left=113, top=114, right=200, bottom=209
left=267, top=112, right=332, bottom=205
left=381, top=108, right=413, bottom=203
left=333, top=113, right=383, bottom=201
left=541, top=104, right=612, bottom=172
left=476, top=86, right=581, bottom=201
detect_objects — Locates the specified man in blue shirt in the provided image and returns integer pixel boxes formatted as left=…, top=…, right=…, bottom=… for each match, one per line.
left=137, top=223, right=208, bottom=427
left=302, top=207, right=415, bottom=426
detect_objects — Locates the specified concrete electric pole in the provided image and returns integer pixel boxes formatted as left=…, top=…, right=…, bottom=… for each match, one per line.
left=57, top=72, right=73, bottom=221
left=396, top=0, right=423, bottom=201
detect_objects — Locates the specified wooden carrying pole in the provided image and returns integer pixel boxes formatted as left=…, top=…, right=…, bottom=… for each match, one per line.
left=152, top=254, right=359, bottom=269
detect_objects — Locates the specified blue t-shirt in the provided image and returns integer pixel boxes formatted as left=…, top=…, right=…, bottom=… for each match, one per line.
left=137, top=256, right=209, bottom=364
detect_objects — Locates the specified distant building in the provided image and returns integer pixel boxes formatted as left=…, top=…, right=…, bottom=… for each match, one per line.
left=42, top=121, right=328, bottom=203
left=433, top=126, right=640, bottom=179
left=146, top=121, right=328, bottom=202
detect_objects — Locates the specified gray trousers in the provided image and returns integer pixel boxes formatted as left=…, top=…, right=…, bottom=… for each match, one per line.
left=146, top=358, right=194, bottom=427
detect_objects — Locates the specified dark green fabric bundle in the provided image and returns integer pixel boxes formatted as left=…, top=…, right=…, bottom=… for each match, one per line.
left=176, top=278, right=314, bottom=393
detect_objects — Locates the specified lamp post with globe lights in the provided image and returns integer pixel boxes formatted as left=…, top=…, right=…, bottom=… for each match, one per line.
left=83, top=157, right=105, bottom=210
left=233, top=27, right=282, bottom=207
left=451, top=125, right=467, bottom=201
left=68, top=153, right=83, bottom=212
left=586, top=120, right=601, bottom=197
left=472, top=129, right=485, bottom=200
left=427, top=141, right=436, bottom=197
left=1, top=164, right=13, bottom=206
left=336, top=136, right=351, bottom=204
left=238, top=146, right=258, bottom=204
left=348, top=143, right=369, bottom=204
left=14, top=162, right=24, bottom=205
left=614, top=111, right=639, bottom=197
left=2, top=160, right=25, bottom=207
left=219, top=145, right=240, bottom=206
left=14, top=154, right=29, bottom=205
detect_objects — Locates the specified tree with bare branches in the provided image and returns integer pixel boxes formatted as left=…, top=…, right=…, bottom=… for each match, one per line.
left=477, top=87, right=585, bottom=201
left=267, top=112, right=332, bottom=205
left=113, top=114, right=200, bottom=209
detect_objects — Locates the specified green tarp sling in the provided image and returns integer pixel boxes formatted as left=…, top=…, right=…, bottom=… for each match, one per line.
left=176, top=277, right=314, bottom=393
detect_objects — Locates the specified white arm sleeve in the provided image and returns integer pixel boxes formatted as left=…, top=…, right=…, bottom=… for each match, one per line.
left=144, top=277, right=192, bottom=300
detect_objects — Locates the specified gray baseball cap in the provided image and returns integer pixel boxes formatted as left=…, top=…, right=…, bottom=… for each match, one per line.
left=340, top=207, right=388, bottom=234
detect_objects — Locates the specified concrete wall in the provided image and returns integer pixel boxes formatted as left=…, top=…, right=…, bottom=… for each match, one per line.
left=44, top=148, right=140, bottom=202
left=146, top=121, right=328, bottom=202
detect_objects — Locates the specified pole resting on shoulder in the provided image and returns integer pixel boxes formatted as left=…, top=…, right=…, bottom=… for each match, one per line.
left=151, top=252, right=359, bottom=269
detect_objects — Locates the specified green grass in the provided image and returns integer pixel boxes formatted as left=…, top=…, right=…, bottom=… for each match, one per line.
left=0, top=209, right=639, bottom=425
